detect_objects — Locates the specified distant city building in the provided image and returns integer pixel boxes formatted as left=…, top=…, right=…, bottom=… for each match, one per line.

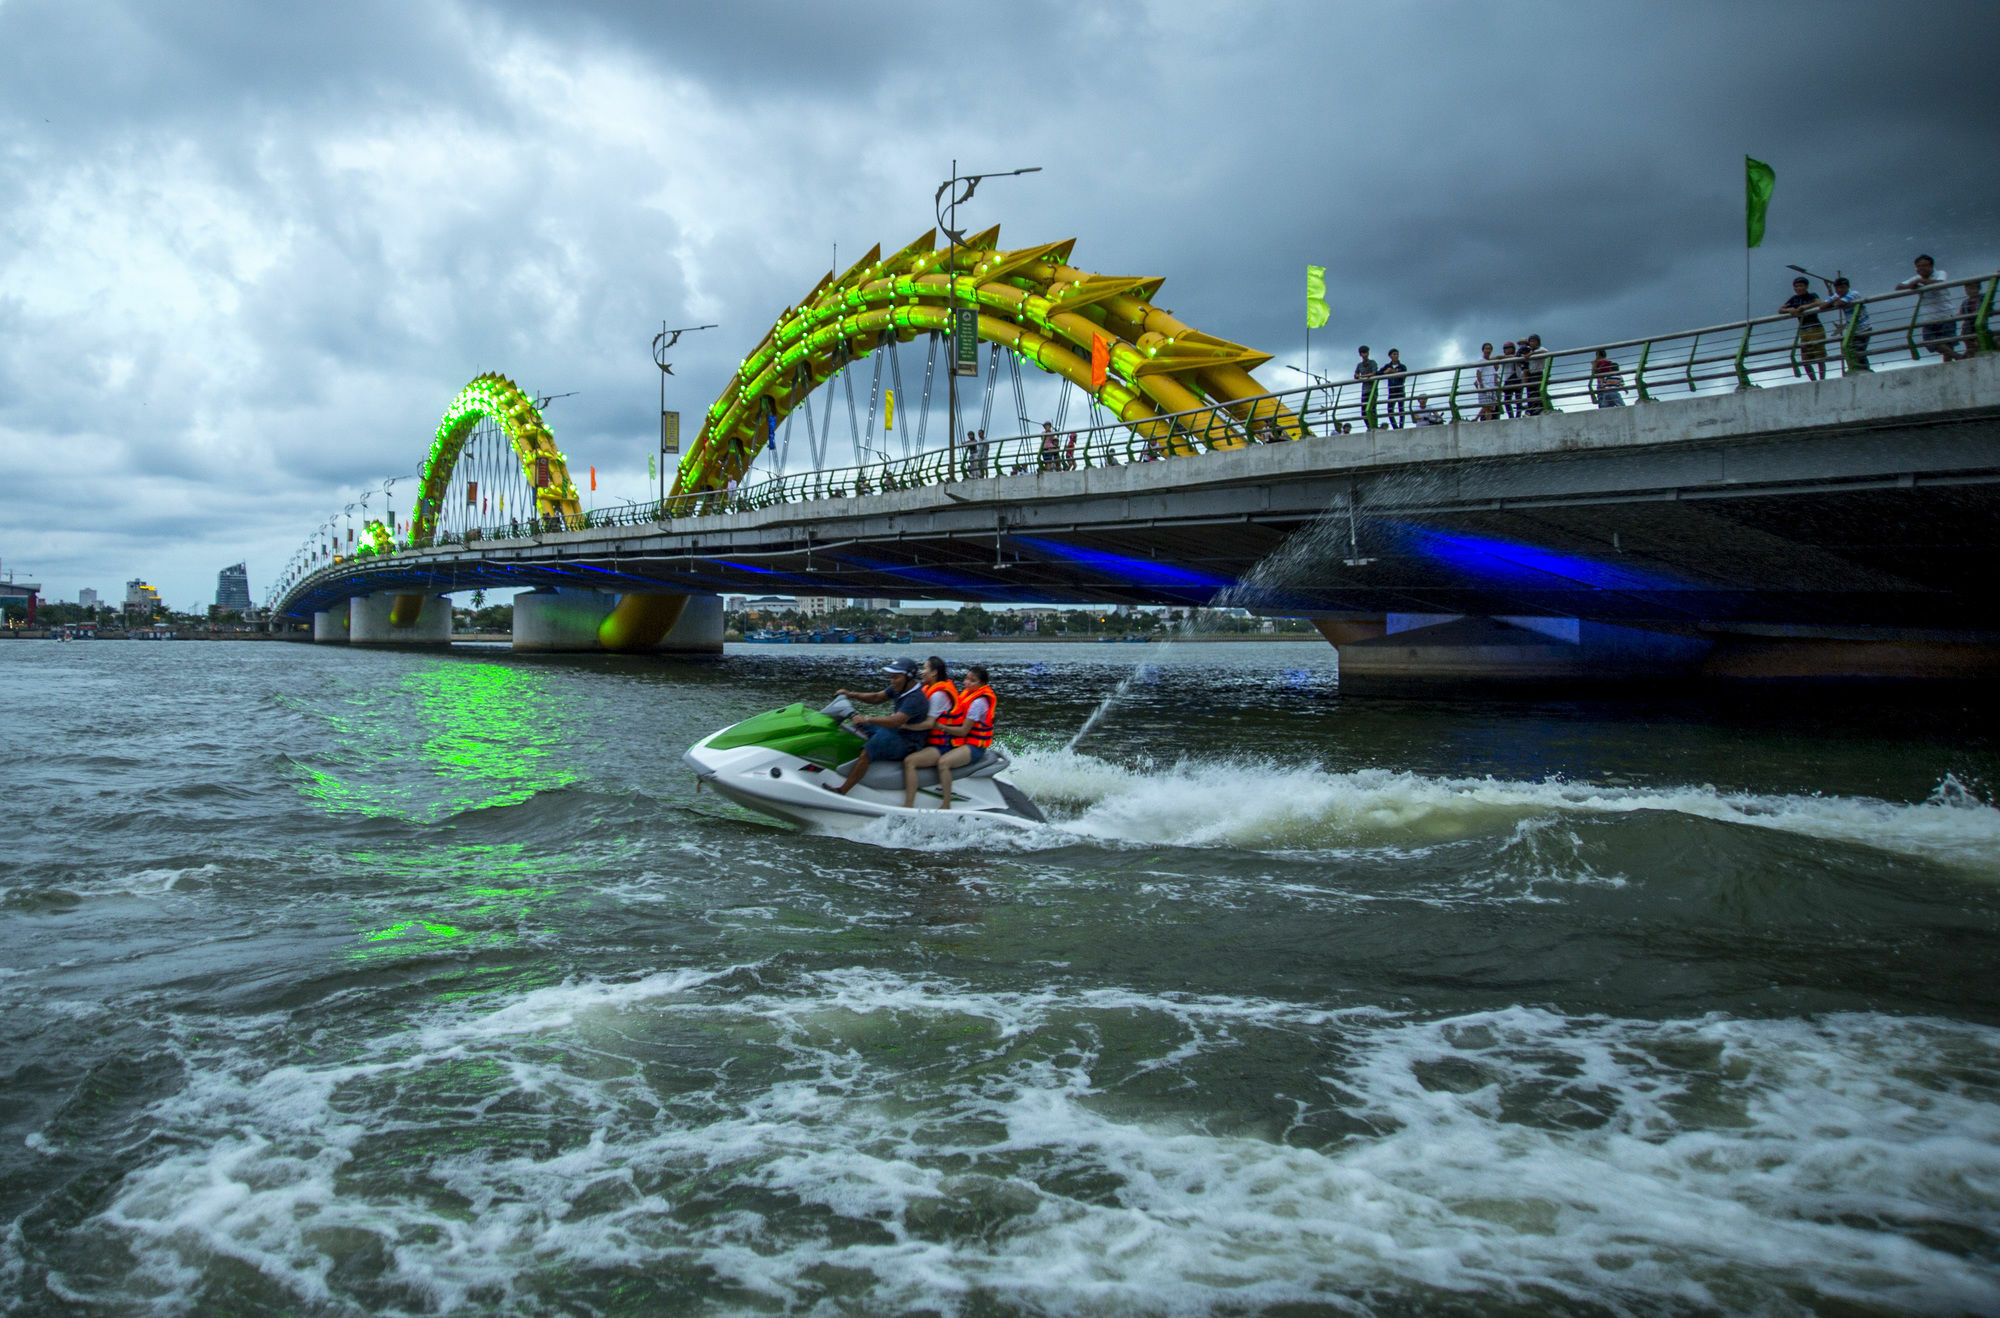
left=78, top=587, right=99, bottom=609
left=0, top=567, right=40, bottom=623
left=125, top=579, right=160, bottom=617
left=724, top=595, right=748, bottom=612
left=848, top=597, right=898, bottom=612
left=215, top=562, right=251, bottom=612
left=797, top=596, right=837, bottom=618
left=742, top=594, right=795, bottom=612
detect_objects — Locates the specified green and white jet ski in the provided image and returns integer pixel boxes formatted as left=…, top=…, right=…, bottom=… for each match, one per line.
left=683, top=700, right=1045, bottom=832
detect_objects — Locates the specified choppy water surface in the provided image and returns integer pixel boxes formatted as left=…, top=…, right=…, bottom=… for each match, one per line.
left=4, top=639, right=2000, bottom=1316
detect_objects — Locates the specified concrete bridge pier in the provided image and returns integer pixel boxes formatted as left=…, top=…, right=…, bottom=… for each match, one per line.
left=312, top=608, right=350, bottom=643
left=1323, top=614, right=2000, bottom=691
left=349, top=593, right=453, bottom=645
left=510, top=590, right=725, bottom=654
left=655, top=593, right=724, bottom=655
left=1326, top=613, right=1711, bottom=693
left=512, top=588, right=615, bottom=652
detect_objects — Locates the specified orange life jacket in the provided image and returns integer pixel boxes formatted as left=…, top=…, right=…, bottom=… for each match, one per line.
left=923, top=679, right=960, bottom=747
left=950, top=685, right=997, bottom=748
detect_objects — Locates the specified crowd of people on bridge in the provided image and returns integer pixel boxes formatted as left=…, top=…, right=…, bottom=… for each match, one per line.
left=1341, top=252, right=1985, bottom=430
left=704, top=252, right=1990, bottom=508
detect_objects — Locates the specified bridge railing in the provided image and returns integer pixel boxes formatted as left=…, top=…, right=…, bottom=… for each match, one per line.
left=279, top=271, right=1996, bottom=598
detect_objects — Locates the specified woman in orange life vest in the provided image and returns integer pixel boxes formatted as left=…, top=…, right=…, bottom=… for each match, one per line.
left=902, top=664, right=997, bottom=810
left=905, top=656, right=958, bottom=743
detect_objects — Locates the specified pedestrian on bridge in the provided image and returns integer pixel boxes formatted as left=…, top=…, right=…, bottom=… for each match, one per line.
left=1897, top=255, right=1962, bottom=361
left=1501, top=342, right=1524, bottom=418
left=1475, top=343, right=1501, bottom=420
left=1353, top=346, right=1378, bottom=428
left=1781, top=276, right=1828, bottom=381
left=1380, top=349, right=1408, bottom=429
left=1960, top=282, right=1986, bottom=359
left=1591, top=349, right=1626, bottom=406
left=1522, top=336, right=1548, bottom=415
left=1819, top=277, right=1872, bottom=372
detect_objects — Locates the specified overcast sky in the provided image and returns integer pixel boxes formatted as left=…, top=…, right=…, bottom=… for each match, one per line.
left=2, top=0, right=1995, bottom=609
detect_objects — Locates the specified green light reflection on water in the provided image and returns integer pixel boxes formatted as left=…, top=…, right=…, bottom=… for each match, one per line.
left=345, top=844, right=579, bottom=976
left=296, top=660, right=580, bottom=822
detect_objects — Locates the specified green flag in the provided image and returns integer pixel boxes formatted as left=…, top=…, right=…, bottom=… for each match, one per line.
left=648, top=453, right=656, bottom=480
left=1745, top=156, right=1775, bottom=248
left=1306, top=264, right=1329, bottom=329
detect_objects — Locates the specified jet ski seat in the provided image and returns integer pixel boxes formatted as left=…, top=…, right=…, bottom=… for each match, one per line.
left=843, top=744, right=1013, bottom=791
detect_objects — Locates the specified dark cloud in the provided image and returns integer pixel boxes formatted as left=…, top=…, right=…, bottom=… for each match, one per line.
left=1, top=0, right=1996, bottom=606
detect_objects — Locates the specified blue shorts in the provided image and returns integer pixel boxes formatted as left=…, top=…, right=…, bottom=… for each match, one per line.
left=1921, top=320, right=1958, bottom=344
left=865, top=727, right=919, bottom=761
left=965, top=744, right=986, bottom=765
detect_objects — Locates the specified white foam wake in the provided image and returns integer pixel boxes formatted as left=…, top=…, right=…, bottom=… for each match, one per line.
left=998, top=749, right=2000, bottom=871
left=66, top=967, right=2000, bottom=1315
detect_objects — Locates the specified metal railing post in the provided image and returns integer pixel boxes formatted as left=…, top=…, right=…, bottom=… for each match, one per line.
left=1536, top=354, right=1554, bottom=413
left=1684, top=332, right=1700, bottom=393
left=1447, top=367, right=1462, bottom=423
left=1906, top=297, right=1922, bottom=360
left=1733, top=324, right=1755, bottom=391
left=1634, top=338, right=1652, bottom=402
left=1839, top=297, right=1860, bottom=372
left=1978, top=276, right=1997, bottom=355
left=1363, top=378, right=1379, bottom=431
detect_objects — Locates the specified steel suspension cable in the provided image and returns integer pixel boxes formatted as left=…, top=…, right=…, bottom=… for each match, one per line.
left=1009, top=347, right=1029, bottom=436
left=888, top=335, right=911, bottom=459
left=917, top=333, right=937, bottom=452
left=979, top=341, right=999, bottom=435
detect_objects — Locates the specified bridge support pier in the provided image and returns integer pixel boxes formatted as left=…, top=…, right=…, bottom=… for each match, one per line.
left=1326, top=614, right=2000, bottom=692
left=1329, top=614, right=1711, bottom=694
left=312, top=608, right=350, bottom=643
left=509, top=590, right=724, bottom=654
left=653, top=593, right=724, bottom=655
left=512, top=588, right=616, bottom=652
left=349, top=593, right=453, bottom=645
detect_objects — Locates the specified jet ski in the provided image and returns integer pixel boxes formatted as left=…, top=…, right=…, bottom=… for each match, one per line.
left=683, top=698, right=1046, bottom=832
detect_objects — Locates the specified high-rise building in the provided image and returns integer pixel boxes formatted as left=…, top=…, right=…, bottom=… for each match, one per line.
left=215, top=562, right=251, bottom=612
left=125, top=579, right=160, bottom=617
left=78, top=588, right=98, bottom=609
left=797, top=596, right=838, bottom=618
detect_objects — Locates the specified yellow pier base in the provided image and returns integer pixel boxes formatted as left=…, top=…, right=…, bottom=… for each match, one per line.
left=598, top=594, right=688, bottom=652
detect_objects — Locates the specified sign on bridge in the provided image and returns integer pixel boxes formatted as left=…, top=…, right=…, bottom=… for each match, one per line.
left=952, top=308, right=979, bottom=377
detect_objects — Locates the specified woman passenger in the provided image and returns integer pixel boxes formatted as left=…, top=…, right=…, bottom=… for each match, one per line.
left=902, top=664, right=997, bottom=810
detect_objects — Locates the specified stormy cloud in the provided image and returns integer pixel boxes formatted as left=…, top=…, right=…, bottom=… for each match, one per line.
left=2, top=0, right=1995, bottom=607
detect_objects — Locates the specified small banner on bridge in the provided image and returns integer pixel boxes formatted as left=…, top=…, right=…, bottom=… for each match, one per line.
left=953, top=308, right=979, bottom=376
left=660, top=409, right=681, bottom=455
left=534, top=457, right=551, bottom=490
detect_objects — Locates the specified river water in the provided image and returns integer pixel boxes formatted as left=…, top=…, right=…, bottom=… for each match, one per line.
left=4, top=638, right=2000, bottom=1316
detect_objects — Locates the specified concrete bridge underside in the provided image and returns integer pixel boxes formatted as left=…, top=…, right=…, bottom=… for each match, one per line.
left=282, top=357, right=2000, bottom=682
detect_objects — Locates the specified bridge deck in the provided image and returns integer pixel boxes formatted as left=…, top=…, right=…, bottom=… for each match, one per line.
left=282, top=355, right=2000, bottom=632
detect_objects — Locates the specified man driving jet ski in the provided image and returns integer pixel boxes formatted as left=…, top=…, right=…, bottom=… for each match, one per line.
left=824, top=658, right=930, bottom=795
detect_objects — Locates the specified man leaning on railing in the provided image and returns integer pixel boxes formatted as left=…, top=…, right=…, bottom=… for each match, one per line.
left=1897, top=254, right=1962, bottom=362
left=1818, top=277, right=1871, bottom=372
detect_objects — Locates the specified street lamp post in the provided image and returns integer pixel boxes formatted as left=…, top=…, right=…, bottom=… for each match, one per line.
left=653, top=322, right=717, bottom=515
left=934, top=162, right=1040, bottom=479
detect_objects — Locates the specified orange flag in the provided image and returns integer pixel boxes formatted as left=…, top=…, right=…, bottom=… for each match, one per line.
left=1090, top=334, right=1109, bottom=389
left=589, top=465, right=596, bottom=491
